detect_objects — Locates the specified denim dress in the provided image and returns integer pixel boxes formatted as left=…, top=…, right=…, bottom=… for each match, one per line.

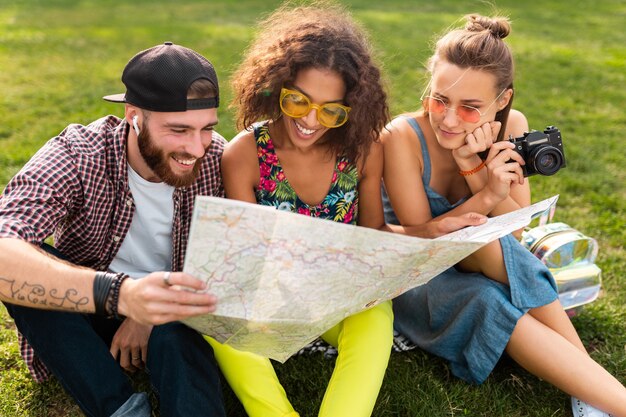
left=382, top=117, right=558, bottom=384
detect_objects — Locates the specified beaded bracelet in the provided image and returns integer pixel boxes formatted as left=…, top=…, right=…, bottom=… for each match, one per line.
left=459, top=160, right=486, bottom=177
left=108, top=273, right=130, bottom=320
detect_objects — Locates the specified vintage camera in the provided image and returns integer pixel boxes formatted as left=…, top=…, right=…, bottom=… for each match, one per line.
left=509, top=126, right=566, bottom=177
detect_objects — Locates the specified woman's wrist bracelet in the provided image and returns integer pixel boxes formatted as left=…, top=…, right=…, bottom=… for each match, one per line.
left=459, top=160, right=486, bottom=176
left=93, top=271, right=130, bottom=319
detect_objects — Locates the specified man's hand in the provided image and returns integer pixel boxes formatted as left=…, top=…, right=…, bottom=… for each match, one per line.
left=117, top=272, right=218, bottom=326
left=110, top=318, right=153, bottom=372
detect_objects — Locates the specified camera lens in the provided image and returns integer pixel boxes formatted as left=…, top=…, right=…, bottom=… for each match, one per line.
left=531, top=146, right=564, bottom=176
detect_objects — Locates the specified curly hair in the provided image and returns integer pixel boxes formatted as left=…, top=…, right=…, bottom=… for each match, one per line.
left=230, top=1, right=389, bottom=164
left=428, top=14, right=515, bottom=141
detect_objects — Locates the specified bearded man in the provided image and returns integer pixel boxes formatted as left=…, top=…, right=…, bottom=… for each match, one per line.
left=0, top=42, right=226, bottom=417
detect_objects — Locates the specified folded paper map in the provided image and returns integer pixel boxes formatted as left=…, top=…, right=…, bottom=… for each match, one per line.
left=182, top=195, right=558, bottom=362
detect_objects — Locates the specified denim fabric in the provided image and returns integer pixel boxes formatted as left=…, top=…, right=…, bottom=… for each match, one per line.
left=148, top=322, right=225, bottom=417
left=4, top=244, right=226, bottom=417
left=5, top=305, right=227, bottom=416
left=4, top=304, right=136, bottom=416
left=111, top=393, right=151, bottom=417
left=382, top=116, right=558, bottom=384
left=392, top=238, right=557, bottom=384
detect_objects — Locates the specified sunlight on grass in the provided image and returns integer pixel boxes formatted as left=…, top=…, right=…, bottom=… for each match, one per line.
left=1, top=0, right=624, bottom=416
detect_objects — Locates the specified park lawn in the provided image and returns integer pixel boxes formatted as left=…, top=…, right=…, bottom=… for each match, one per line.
left=0, top=0, right=624, bottom=416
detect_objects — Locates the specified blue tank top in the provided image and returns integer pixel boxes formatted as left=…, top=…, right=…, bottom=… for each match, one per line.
left=382, top=117, right=466, bottom=224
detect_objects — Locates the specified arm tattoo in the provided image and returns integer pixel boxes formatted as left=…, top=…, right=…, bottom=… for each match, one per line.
left=0, top=276, right=90, bottom=311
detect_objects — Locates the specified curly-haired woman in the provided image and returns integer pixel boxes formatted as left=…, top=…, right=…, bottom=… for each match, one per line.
left=203, top=3, right=393, bottom=416
left=202, top=2, right=483, bottom=416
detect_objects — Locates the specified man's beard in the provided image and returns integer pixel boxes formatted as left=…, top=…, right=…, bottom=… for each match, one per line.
left=137, top=127, right=205, bottom=188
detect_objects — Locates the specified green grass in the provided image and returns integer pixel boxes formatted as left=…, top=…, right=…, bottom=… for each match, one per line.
left=1, top=0, right=624, bottom=416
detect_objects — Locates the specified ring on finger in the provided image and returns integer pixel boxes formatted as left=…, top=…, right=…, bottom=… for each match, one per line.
left=163, top=271, right=172, bottom=286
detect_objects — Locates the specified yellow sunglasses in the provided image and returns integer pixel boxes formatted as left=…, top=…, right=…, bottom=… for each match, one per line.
left=279, top=88, right=351, bottom=128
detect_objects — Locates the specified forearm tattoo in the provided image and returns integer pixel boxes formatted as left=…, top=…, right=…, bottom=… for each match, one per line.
left=0, top=276, right=90, bottom=311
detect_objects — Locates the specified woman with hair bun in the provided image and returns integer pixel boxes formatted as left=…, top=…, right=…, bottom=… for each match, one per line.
left=382, top=13, right=626, bottom=417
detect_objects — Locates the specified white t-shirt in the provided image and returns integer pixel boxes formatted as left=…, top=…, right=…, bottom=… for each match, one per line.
left=108, top=165, right=175, bottom=278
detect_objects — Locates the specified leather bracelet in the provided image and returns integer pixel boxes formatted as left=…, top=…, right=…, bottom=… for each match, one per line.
left=93, top=272, right=114, bottom=316
left=459, top=160, right=486, bottom=177
left=94, top=271, right=129, bottom=318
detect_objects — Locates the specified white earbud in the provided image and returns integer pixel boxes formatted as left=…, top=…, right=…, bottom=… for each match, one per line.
left=132, top=115, right=140, bottom=136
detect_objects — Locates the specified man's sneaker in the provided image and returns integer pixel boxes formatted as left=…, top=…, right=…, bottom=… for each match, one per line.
left=571, top=397, right=615, bottom=417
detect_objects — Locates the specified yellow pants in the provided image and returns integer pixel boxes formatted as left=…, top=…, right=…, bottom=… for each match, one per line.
left=205, top=300, right=393, bottom=417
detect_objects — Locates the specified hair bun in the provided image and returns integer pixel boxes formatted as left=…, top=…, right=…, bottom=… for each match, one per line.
left=464, top=14, right=511, bottom=39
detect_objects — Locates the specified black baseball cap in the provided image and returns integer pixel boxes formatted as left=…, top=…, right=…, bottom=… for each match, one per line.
left=103, top=42, right=219, bottom=112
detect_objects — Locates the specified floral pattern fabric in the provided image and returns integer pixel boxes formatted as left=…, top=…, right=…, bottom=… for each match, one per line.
left=254, top=122, right=358, bottom=224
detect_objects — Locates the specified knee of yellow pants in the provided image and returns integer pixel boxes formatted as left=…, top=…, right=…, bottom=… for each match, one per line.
left=319, top=301, right=394, bottom=417
left=204, top=336, right=299, bottom=417
left=323, top=300, right=394, bottom=349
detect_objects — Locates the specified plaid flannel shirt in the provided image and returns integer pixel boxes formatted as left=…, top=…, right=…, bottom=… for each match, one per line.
left=0, top=115, right=225, bottom=382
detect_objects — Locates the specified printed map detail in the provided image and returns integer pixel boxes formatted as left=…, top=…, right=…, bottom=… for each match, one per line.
left=182, top=195, right=558, bottom=362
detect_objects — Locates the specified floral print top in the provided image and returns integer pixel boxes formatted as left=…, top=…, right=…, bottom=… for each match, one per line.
left=254, top=122, right=358, bottom=224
